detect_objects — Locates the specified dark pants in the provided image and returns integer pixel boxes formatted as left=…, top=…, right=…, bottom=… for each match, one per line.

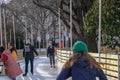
left=49, top=55, right=55, bottom=66
left=25, top=57, right=34, bottom=74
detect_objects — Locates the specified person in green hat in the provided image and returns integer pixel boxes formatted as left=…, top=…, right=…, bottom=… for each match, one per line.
left=57, top=41, right=107, bottom=80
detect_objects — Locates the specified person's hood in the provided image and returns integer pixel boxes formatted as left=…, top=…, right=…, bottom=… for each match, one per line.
left=74, top=58, right=88, bottom=68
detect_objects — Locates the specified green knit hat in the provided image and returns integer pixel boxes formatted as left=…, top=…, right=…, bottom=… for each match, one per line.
left=72, top=41, right=88, bottom=53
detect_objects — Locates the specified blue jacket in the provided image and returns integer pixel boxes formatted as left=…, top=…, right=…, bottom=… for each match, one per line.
left=57, top=59, right=107, bottom=80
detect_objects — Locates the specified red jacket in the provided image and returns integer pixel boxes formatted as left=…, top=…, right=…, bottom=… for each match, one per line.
left=1, top=54, right=7, bottom=61
left=1, top=50, right=22, bottom=78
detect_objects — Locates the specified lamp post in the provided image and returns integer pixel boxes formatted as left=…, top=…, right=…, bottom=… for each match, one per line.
left=12, top=15, right=16, bottom=47
left=98, top=0, right=102, bottom=63
left=70, top=0, right=72, bottom=51
left=3, top=5, right=7, bottom=49
left=0, top=1, right=3, bottom=46
left=58, top=8, right=61, bottom=49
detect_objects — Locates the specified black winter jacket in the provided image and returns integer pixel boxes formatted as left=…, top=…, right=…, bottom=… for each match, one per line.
left=23, top=44, right=38, bottom=58
left=47, top=46, right=55, bottom=57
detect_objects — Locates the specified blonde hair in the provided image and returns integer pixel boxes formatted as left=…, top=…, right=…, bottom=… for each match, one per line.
left=63, top=52, right=101, bottom=70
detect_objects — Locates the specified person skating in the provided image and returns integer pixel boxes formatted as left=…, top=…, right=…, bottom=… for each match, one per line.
left=57, top=41, right=107, bottom=80
left=22, top=40, right=38, bottom=76
left=47, top=41, right=55, bottom=68
left=0, top=46, right=22, bottom=80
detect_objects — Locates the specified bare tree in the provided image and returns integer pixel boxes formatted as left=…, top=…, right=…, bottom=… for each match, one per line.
left=33, top=0, right=97, bottom=52
left=5, top=0, right=58, bottom=48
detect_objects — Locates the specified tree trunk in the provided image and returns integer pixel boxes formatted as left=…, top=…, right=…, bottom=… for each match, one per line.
left=33, top=0, right=97, bottom=52
left=87, top=36, right=98, bottom=52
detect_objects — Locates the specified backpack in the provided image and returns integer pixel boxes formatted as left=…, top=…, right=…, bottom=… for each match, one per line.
left=24, top=44, right=31, bottom=53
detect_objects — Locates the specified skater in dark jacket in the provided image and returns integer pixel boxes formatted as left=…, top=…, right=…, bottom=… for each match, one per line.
left=47, top=41, right=55, bottom=68
left=22, top=40, right=38, bottom=76
left=57, top=41, right=107, bottom=80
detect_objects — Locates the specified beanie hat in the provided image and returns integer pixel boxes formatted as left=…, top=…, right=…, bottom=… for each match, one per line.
left=72, top=41, right=88, bottom=53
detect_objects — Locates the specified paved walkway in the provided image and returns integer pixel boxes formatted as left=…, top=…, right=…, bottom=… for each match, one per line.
left=0, top=56, right=58, bottom=80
